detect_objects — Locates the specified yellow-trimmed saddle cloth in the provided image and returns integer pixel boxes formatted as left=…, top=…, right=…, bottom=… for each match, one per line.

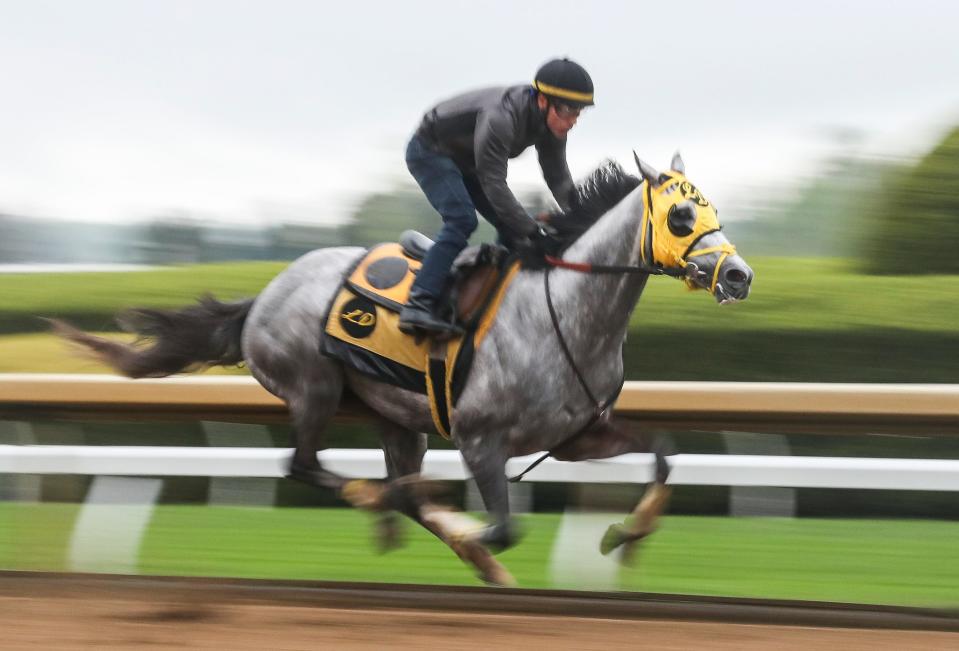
left=321, top=241, right=519, bottom=438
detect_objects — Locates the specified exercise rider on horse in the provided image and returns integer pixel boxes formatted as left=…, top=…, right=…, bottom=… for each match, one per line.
left=398, top=57, right=595, bottom=337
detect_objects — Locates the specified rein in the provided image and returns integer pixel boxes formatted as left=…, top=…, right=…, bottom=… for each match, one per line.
left=543, top=255, right=686, bottom=277
left=510, top=189, right=664, bottom=482
left=508, top=264, right=623, bottom=483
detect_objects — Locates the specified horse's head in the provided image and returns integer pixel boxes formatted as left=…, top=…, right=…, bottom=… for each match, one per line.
left=634, top=151, right=753, bottom=304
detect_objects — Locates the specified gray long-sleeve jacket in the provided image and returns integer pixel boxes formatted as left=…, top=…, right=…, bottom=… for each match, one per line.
left=414, top=85, right=574, bottom=237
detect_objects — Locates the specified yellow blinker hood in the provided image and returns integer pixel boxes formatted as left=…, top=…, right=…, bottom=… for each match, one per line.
left=639, top=172, right=736, bottom=292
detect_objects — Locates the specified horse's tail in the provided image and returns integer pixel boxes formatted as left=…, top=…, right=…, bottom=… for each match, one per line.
left=49, top=294, right=255, bottom=378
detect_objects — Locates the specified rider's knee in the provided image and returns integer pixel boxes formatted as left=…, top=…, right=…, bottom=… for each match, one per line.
left=448, top=211, right=478, bottom=236
left=438, top=212, right=478, bottom=247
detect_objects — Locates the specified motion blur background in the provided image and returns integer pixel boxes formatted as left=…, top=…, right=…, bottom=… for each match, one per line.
left=2, top=0, right=958, bottom=606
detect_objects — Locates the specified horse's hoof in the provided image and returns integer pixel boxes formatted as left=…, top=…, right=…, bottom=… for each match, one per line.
left=480, top=565, right=518, bottom=588
left=341, top=479, right=385, bottom=511
left=600, top=523, right=649, bottom=557
left=600, top=523, right=629, bottom=556
left=454, top=539, right=517, bottom=587
left=479, top=522, right=519, bottom=554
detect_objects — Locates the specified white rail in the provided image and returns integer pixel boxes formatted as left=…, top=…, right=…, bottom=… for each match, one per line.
left=2, top=375, right=958, bottom=491
left=3, top=446, right=959, bottom=491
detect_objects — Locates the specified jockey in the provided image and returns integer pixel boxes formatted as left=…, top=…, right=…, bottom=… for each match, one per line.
left=398, top=57, right=594, bottom=337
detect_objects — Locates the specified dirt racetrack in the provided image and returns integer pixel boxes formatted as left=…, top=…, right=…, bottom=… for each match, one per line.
left=4, top=574, right=959, bottom=650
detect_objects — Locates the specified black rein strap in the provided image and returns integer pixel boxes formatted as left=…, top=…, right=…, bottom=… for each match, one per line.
left=508, top=265, right=624, bottom=483
left=510, top=184, right=674, bottom=482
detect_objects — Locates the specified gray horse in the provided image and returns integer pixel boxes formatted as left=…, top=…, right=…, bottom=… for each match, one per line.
left=56, top=152, right=752, bottom=585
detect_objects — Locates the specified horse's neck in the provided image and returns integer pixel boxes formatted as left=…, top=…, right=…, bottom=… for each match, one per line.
left=551, top=183, right=649, bottom=337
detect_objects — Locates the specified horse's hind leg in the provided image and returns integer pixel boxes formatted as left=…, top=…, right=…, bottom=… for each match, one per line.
left=378, top=424, right=515, bottom=586
left=284, top=360, right=377, bottom=506
left=372, top=424, right=428, bottom=551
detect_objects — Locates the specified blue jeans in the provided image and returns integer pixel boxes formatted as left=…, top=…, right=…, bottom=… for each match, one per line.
left=406, top=135, right=505, bottom=299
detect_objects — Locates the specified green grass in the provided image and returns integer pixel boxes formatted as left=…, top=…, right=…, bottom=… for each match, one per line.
left=633, top=517, right=959, bottom=606
left=4, top=504, right=959, bottom=607
left=2, top=257, right=958, bottom=334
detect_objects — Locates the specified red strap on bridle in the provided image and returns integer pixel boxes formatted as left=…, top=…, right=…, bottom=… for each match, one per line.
left=544, top=254, right=683, bottom=277
left=544, top=255, right=593, bottom=272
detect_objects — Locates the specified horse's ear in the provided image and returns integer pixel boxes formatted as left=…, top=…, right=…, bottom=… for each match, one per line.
left=633, top=151, right=662, bottom=185
left=670, top=150, right=685, bottom=175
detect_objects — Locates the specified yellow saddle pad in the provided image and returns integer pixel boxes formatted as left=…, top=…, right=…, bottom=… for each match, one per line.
left=320, top=242, right=519, bottom=438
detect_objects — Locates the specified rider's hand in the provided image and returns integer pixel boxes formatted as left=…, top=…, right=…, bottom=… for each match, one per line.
left=529, top=226, right=562, bottom=257
left=515, top=227, right=562, bottom=270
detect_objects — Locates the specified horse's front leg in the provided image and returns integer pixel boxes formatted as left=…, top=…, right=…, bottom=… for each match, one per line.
left=457, top=435, right=519, bottom=553
left=552, top=415, right=674, bottom=564
left=600, top=478, right=672, bottom=564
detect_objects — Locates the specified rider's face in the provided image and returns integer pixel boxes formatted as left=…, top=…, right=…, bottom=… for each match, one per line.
left=538, top=95, right=581, bottom=138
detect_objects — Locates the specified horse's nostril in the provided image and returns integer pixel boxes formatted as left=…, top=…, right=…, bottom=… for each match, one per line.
left=725, top=268, right=748, bottom=285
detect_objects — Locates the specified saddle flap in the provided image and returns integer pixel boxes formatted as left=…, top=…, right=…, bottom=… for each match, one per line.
left=451, top=244, right=510, bottom=326
left=455, top=266, right=502, bottom=324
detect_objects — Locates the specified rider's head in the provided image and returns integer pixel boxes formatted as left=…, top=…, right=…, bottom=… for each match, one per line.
left=534, top=57, right=594, bottom=139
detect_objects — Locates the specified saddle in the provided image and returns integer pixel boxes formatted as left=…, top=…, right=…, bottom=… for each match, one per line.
left=396, top=230, right=509, bottom=325
left=320, top=231, right=520, bottom=438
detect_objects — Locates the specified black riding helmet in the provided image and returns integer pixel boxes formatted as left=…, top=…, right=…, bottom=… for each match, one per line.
left=533, top=57, right=594, bottom=107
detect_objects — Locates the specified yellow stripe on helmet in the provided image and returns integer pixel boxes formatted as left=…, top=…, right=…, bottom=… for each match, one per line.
left=533, top=81, right=594, bottom=103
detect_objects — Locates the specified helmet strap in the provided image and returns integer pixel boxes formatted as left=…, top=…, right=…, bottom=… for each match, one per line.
left=536, top=92, right=551, bottom=122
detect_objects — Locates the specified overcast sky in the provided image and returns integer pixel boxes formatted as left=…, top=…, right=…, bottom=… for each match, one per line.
left=2, top=0, right=957, bottom=226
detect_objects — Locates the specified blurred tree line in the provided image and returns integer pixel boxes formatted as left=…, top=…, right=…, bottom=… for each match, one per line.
left=0, top=187, right=548, bottom=265
left=2, top=124, right=956, bottom=271
left=864, top=126, right=959, bottom=274
left=725, top=124, right=959, bottom=274
left=339, top=185, right=496, bottom=247
left=340, top=184, right=555, bottom=247
left=0, top=214, right=344, bottom=265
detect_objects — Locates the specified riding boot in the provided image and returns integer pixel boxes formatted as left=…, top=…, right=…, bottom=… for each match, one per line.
left=398, top=288, right=464, bottom=338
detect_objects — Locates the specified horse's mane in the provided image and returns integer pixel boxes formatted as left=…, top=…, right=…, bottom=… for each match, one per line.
left=548, top=160, right=641, bottom=243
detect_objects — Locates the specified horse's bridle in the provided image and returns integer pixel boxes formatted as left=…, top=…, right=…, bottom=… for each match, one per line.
left=546, top=178, right=737, bottom=291
left=510, top=177, right=732, bottom=481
